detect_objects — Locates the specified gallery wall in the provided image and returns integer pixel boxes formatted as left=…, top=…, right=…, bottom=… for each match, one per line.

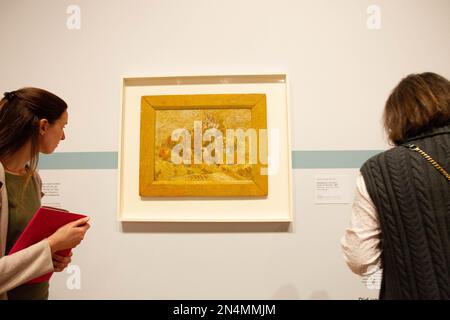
left=0, top=0, right=449, bottom=299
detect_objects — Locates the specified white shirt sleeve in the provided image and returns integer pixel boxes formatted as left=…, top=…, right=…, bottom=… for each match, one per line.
left=0, top=240, right=54, bottom=295
left=341, top=171, right=382, bottom=276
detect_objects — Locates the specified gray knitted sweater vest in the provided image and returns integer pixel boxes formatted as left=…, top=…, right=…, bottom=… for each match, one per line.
left=361, top=124, right=450, bottom=300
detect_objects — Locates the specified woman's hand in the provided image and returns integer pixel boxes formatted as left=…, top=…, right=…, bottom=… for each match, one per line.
left=52, top=252, right=72, bottom=272
left=47, top=217, right=90, bottom=254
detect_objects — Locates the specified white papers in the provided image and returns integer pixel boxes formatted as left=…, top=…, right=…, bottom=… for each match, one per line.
left=40, top=172, right=63, bottom=208
left=314, top=174, right=352, bottom=204
left=362, top=269, right=382, bottom=290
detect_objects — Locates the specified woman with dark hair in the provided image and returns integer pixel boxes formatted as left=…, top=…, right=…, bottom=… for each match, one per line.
left=341, top=72, right=450, bottom=300
left=0, top=88, right=90, bottom=300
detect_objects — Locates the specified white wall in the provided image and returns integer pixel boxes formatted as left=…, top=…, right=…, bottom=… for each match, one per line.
left=0, top=0, right=449, bottom=299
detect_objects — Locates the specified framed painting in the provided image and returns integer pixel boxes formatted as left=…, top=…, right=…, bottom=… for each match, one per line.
left=118, top=74, right=292, bottom=222
left=139, top=94, right=268, bottom=197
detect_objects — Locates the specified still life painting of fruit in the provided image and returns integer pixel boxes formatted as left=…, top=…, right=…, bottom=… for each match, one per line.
left=139, top=94, right=268, bottom=197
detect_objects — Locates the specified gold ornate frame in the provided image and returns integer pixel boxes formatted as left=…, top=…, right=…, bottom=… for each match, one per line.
left=139, top=94, right=268, bottom=197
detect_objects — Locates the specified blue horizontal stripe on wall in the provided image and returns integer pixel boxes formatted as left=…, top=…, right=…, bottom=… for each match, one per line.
left=38, top=150, right=384, bottom=170
left=39, top=152, right=118, bottom=170
left=292, top=150, right=383, bottom=169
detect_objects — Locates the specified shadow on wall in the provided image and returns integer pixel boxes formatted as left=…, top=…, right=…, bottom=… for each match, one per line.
left=120, top=222, right=292, bottom=233
left=270, top=285, right=301, bottom=299
left=308, top=290, right=331, bottom=300
left=270, top=286, right=331, bottom=300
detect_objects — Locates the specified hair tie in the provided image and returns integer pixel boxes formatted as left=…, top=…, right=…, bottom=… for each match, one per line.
left=3, top=91, right=16, bottom=102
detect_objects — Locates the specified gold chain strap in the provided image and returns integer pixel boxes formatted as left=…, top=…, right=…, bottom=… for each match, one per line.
left=407, top=144, right=450, bottom=181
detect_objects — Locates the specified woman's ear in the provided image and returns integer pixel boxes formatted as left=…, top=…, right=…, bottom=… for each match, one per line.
left=39, top=119, right=49, bottom=136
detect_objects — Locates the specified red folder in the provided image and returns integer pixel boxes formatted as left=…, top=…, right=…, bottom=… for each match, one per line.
left=8, top=206, right=87, bottom=284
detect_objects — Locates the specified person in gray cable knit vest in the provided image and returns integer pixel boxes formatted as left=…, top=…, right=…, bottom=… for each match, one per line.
left=341, top=72, right=450, bottom=300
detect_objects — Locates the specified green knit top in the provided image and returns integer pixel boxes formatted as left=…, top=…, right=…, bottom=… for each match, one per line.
left=5, top=171, right=49, bottom=300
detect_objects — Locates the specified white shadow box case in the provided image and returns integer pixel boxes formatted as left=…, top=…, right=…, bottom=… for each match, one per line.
left=117, top=74, right=292, bottom=222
